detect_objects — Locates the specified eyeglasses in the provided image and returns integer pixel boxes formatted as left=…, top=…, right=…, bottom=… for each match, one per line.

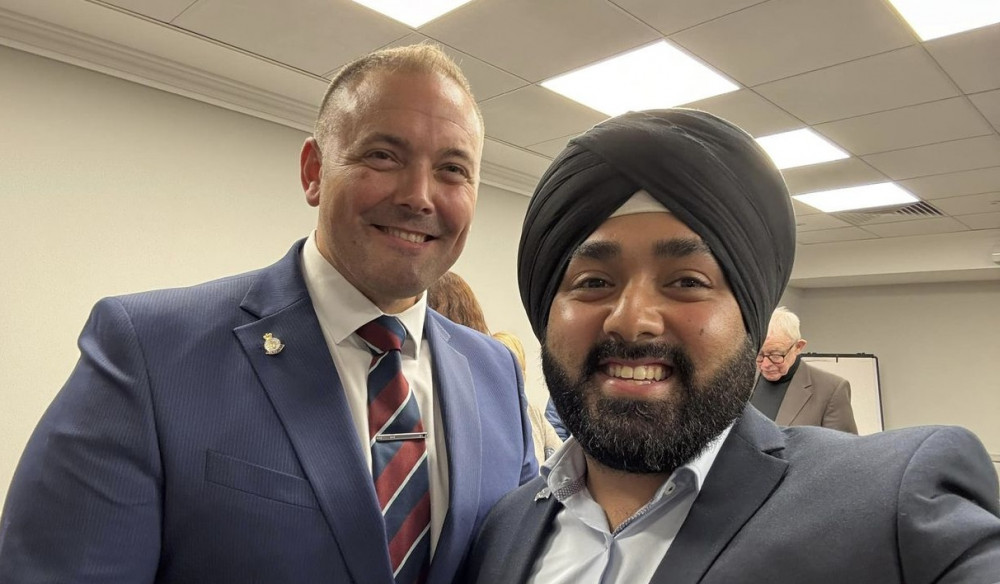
left=755, top=340, right=798, bottom=365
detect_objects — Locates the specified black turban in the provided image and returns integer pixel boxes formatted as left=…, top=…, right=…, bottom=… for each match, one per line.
left=517, top=109, right=796, bottom=350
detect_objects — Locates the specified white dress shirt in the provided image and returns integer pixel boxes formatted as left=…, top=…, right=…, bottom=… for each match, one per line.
left=528, top=426, right=732, bottom=584
left=300, top=232, right=449, bottom=554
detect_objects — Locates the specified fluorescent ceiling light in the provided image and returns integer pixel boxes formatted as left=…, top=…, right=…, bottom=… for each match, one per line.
left=793, top=183, right=919, bottom=213
left=887, top=0, right=1000, bottom=41
left=755, top=128, right=849, bottom=170
left=353, top=0, right=474, bottom=28
left=541, top=41, right=738, bottom=116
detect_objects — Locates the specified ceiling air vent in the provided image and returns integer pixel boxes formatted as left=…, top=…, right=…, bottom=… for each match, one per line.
left=833, top=201, right=944, bottom=226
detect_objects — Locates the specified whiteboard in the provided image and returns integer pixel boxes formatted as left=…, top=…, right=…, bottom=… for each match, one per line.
left=801, top=354, right=883, bottom=435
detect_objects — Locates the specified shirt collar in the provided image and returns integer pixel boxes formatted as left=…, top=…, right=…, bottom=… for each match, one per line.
left=301, top=231, right=426, bottom=355
left=542, top=422, right=734, bottom=500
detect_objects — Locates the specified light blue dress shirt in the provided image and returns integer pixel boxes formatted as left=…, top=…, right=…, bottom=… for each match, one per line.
left=528, top=426, right=732, bottom=584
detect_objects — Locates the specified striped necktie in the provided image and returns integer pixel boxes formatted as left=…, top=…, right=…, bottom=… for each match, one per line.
left=356, top=315, right=430, bottom=584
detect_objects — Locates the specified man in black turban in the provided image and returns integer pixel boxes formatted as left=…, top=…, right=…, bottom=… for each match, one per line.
left=464, top=109, right=1000, bottom=584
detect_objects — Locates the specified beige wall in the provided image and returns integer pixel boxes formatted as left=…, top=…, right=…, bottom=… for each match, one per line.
left=795, top=282, right=1000, bottom=466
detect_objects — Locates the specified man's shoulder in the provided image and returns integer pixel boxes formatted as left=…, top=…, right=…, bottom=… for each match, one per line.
left=426, top=311, right=509, bottom=358
left=781, top=423, right=978, bottom=467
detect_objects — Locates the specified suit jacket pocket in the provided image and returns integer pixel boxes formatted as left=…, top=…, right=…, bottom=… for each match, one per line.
left=205, top=450, right=318, bottom=509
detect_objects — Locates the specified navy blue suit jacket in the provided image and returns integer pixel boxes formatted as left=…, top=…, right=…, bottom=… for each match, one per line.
left=465, top=407, right=1000, bottom=584
left=0, top=240, right=537, bottom=583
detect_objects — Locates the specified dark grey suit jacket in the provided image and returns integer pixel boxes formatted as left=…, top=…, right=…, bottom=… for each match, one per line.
left=464, top=407, right=1000, bottom=584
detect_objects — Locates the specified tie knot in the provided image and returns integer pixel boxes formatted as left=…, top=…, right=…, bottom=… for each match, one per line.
left=356, top=315, right=407, bottom=354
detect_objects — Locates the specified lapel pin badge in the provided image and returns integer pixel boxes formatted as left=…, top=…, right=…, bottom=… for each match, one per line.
left=534, top=487, right=551, bottom=502
left=263, top=333, right=285, bottom=355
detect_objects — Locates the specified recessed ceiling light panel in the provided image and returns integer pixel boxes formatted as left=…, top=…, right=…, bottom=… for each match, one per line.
left=353, top=0, right=474, bottom=28
left=756, top=128, right=849, bottom=170
left=541, top=41, right=738, bottom=116
left=887, top=0, right=1000, bottom=41
left=793, top=183, right=919, bottom=213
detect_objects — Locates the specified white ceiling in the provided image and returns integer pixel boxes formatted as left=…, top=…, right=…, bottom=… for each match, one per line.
left=1, top=0, right=998, bottom=286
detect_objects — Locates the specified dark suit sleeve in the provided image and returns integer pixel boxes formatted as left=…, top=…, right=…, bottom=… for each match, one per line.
left=0, top=298, right=162, bottom=582
left=822, top=378, right=858, bottom=434
left=897, top=427, right=1000, bottom=584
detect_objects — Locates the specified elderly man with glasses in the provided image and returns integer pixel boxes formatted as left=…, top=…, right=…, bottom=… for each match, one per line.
left=750, top=306, right=858, bottom=433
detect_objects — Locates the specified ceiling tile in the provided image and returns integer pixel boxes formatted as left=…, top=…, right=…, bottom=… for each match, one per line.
left=526, top=134, right=576, bottom=158
left=970, top=89, right=1000, bottom=133
left=900, top=167, right=1000, bottom=199
left=956, top=211, right=1000, bottom=230
left=755, top=46, right=959, bottom=124
left=682, top=90, right=801, bottom=136
left=814, top=98, right=994, bottom=156
left=482, top=138, right=553, bottom=179
left=791, top=199, right=822, bottom=216
left=420, top=0, right=659, bottom=82
left=173, top=0, right=410, bottom=76
left=102, top=0, right=197, bottom=22
left=781, top=158, right=887, bottom=195
left=795, top=213, right=851, bottom=232
left=797, top=227, right=878, bottom=244
left=368, top=33, right=528, bottom=101
left=861, top=217, right=968, bottom=238
left=479, top=85, right=607, bottom=147
left=925, top=22, right=1000, bottom=93
left=612, top=0, right=766, bottom=35
left=862, top=135, right=1000, bottom=180
left=669, top=0, right=914, bottom=86
left=930, top=192, right=1000, bottom=216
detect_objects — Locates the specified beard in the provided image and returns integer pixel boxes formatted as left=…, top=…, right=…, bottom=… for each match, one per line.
left=542, top=336, right=757, bottom=474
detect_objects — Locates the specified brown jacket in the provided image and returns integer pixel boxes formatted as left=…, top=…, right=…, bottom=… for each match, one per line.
left=775, top=361, right=858, bottom=434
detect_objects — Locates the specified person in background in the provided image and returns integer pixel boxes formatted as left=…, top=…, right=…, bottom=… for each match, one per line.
left=0, top=44, right=536, bottom=584
left=426, top=271, right=491, bottom=336
left=427, top=271, right=562, bottom=467
left=463, top=108, right=1000, bottom=583
left=751, top=306, right=858, bottom=433
left=545, top=397, right=570, bottom=441
left=492, top=331, right=563, bottom=462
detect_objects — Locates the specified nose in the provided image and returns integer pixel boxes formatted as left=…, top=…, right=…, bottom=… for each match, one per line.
left=603, top=281, right=665, bottom=343
left=393, top=164, right=434, bottom=215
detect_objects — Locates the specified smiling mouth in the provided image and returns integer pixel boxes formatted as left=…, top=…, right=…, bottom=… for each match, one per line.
left=378, top=226, right=432, bottom=244
left=605, top=363, right=670, bottom=382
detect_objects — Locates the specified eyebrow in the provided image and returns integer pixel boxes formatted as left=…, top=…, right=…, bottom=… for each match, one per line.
left=571, top=241, right=621, bottom=261
left=653, top=237, right=712, bottom=258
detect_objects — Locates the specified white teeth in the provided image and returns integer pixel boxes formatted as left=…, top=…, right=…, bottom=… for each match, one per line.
left=607, top=364, right=667, bottom=381
left=385, top=227, right=428, bottom=243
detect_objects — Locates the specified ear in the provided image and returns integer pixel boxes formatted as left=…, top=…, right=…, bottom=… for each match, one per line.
left=796, top=339, right=808, bottom=352
left=300, top=137, right=323, bottom=207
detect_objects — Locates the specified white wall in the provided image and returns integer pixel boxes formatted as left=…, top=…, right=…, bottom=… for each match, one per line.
left=0, top=45, right=318, bottom=503
left=796, top=282, right=1000, bottom=466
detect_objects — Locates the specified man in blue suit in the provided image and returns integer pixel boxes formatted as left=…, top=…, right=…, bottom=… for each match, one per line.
left=0, top=44, right=536, bottom=583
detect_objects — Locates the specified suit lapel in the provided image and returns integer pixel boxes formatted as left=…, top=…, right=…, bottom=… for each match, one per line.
left=651, top=408, right=788, bottom=584
left=775, top=364, right=812, bottom=425
left=424, top=314, right=482, bottom=584
left=508, top=488, right=562, bottom=583
left=234, top=241, right=394, bottom=584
